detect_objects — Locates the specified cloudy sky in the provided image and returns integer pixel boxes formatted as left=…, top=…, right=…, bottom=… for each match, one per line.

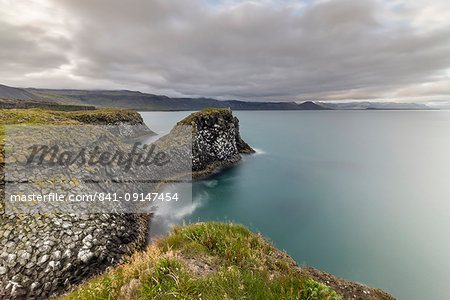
left=1, top=0, right=450, bottom=105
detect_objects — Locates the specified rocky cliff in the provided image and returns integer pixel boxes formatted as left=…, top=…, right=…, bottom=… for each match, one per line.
left=177, top=108, right=255, bottom=178
left=0, top=109, right=157, bottom=299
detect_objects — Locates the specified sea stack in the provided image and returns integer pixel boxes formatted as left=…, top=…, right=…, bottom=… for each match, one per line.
left=177, top=108, right=255, bottom=178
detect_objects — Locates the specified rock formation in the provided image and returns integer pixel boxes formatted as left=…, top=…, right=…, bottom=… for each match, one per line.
left=177, top=108, right=255, bottom=178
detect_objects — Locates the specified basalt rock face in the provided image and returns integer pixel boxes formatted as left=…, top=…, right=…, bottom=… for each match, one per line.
left=0, top=110, right=156, bottom=299
left=0, top=213, right=148, bottom=299
left=177, top=108, right=255, bottom=178
left=0, top=127, right=152, bottom=299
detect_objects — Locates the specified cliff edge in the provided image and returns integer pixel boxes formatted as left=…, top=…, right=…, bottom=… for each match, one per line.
left=61, top=222, right=396, bottom=300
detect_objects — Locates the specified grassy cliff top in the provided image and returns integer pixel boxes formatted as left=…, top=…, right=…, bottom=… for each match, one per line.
left=0, top=109, right=81, bottom=126
left=0, top=108, right=142, bottom=126
left=0, top=97, right=96, bottom=111
left=0, top=108, right=145, bottom=163
left=61, top=222, right=339, bottom=300
left=178, top=108, right=232, bottom=125
left=62, top=108, right=144, bottom=125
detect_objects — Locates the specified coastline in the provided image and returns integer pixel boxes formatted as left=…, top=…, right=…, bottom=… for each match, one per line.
left=0, top=108, right=397, bottom=299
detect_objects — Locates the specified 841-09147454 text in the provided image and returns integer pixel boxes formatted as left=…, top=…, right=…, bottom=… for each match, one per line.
left=9, top=192, right=179, bottom=203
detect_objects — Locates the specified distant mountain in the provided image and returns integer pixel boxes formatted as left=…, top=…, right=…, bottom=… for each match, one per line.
left=0, top=84, right=40, bottom=100
left=318, top=101, right=434, bottom=110
left=25, top=88, right=329, bottom=111
left=297, top=101, right=330, bottom=110
left=0, top=83, right=434, bottom=111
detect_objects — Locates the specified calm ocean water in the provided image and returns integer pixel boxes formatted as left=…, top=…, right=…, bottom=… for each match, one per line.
left=141, top=110, right=450, bottom=300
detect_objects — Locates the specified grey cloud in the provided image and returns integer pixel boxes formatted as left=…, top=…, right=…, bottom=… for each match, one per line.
left=2, top=0, right=450, bottom=101
left=0, top=19, right=70, bottom=82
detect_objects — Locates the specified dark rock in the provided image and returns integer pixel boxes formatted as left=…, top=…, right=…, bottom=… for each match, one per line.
left=303, top=266, right=396, bottom=300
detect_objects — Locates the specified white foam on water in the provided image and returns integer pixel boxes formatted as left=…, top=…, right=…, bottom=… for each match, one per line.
left=252, top=148, right=267, bottom=155
left=148, top=188, right=208, bottom=237
left=203, top=179, right=218, bottom=188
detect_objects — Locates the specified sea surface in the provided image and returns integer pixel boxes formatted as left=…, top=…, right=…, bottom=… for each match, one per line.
left=140, top=110, right=450, bottom=300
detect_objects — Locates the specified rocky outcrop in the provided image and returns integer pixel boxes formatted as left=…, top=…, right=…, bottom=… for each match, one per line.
left=177, top=108, right=254, bottom=178
left=303, top=267, right=396, bottom=300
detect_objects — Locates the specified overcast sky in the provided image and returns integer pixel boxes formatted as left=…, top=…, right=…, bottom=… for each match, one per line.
left=1, top=0, right=450, bottom=105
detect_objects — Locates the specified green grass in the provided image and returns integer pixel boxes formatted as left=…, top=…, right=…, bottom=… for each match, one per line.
left=198, top=107, right=230, bottom=112
left=61, top=222, right=340, bottom=300
left=0, top=108, right=141, bottom=126
left=177, top=108, right=232, bottom=126
left=0, top=109, right=81, bottom=126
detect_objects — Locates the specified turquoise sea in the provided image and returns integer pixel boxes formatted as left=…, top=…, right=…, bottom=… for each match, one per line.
left=141, top=110, right=450, bottom=300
